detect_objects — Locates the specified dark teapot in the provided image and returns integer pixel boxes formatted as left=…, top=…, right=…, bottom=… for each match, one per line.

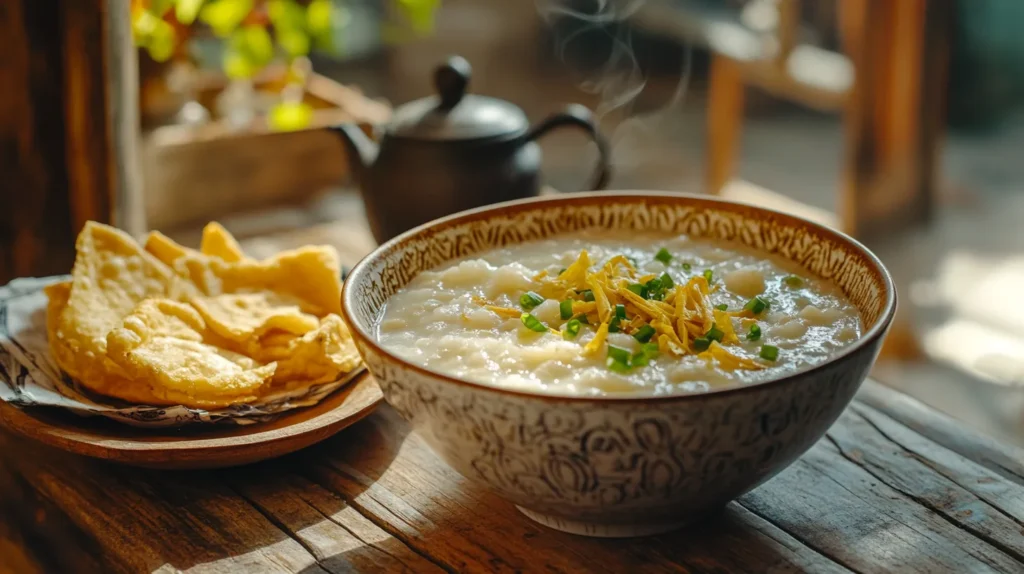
left=329, top=56, right=610, bottom=244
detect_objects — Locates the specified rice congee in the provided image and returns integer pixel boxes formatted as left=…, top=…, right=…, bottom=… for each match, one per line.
left=377, top=231, right=862, bottom=397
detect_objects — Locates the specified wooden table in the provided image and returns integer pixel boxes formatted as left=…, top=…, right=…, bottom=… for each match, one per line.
left=1, top=380, right=1023, bottom=573
left=3, top=217, right=1024, bottom=573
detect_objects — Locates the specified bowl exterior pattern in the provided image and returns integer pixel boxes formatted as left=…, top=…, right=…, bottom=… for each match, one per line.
left=356, top=334, right=881, bottom=527
left=343, top=193, right=896, bottom=535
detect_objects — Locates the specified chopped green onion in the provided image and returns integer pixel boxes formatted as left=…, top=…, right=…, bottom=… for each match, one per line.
left=519, top=291, right=544, bottom=310
left=580, top=289, right=595, bottom=302
left=573, top=313, right=590, bottom=325
left=715, top=303, right=728, bottom=311
left=559, top=299, right=574, bottom=320
left=614, top=304, right=627, bottom=319
left=608, top=316, right=622, bottom=333
left=760, top=345, right=779, bottom=361
left=705, top=323, right=725, bottom=343
left=558, top=267, right=567, bottom=276
left=783, top=275, right=804, bottom=288
left=682, top=262, right=692, bottom=272
left=743, top=296, right=770, bottom=315
left=563, top=319, right=582, bottom=339
left=659, top=272, right=674, bottom=290
left=703, top=269, right=714, bottom=283
left=633, top=324, right=656, bottom=343
left=693, top=337, right=711, bottom=351
left=606, top=345, right=632, bottom=372
left=631, top=343, right=660, bottom=367
left=747, top=324, right=762, bottom=341
left=521, top=313, right=548, bottom=333
left=627, top=283, right=648, bottom=298
left=655, top=248, right=672, bottom=265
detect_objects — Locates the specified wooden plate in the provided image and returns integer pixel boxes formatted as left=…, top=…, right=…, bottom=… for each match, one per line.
left=0, top=372, right=383, bottom=469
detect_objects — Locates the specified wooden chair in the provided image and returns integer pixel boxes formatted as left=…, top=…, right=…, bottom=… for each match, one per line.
left=705, top=0, right=952, bottom=238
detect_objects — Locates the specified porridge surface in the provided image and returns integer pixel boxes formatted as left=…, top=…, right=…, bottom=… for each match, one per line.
left=378, top=231, right=862, bottom=396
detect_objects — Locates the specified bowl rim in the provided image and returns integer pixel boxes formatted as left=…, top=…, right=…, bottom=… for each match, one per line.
left=342, top=191, right=898, bottom=404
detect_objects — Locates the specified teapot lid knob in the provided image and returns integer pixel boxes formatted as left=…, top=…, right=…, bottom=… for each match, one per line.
left=435, top=56, right=471, bottom=110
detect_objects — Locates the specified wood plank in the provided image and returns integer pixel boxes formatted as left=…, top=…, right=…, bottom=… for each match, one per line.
left=0, top=456, right=106, bottom=574
left=827, top=408, right=1024, bottom=562
left=228, top=472, right=446, bottom=573
left=857, top=381, right=1024, bottom=485
left=0, top=432, right=323, bottom=573
left=743, top=444, right=1023, bottom=572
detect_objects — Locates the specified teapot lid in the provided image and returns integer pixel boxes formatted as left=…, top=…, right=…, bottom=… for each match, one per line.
left=387, top=56, right=528, bottom=141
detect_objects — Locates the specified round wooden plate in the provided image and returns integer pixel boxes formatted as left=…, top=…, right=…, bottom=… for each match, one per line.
left=0, top=372, right=383, bottom=470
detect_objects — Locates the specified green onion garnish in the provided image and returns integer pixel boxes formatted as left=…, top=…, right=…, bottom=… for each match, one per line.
left=606, top=345, right=632, bottom=372
left=760, top=345, right=779, bottom=361
left=633, top=324, right=656, bottom=343
left=574, top=313, right=590, bottom=325
left=783, top=275, right=803, bottom=288
left=608, top=316, right=622, bottom=333
left=743, top=296, right=770, bottom=315
left=521, top=313, right=548, bottom=333
left=693, top=337, right=711, bottom=351
left=558, top=267, right=567, bottom=276
left=659, top=272, right=674, bottom=289
left=631, top=343, right=660, bottom=367
left=559, top=299, right=574, bottom=320
left=682, top=262, right=692, bottom=272
left=580, top=289, right=595, bottom=302
left=627, top=283, right=648, bottom=298
left=655, top=248, right=672, bottom=265
left=715, top=303, right=728, bottom=311
left=563, top=319, right=582, bottom=339
left=614, top=304, right=627, bottom=319
left=520, top=291, right=544, bottom=310
left=747, top=324, right=762, bottom=341
left=705, top=323, right=725, bottom=343
left=703, top=269, right=714, bottom=284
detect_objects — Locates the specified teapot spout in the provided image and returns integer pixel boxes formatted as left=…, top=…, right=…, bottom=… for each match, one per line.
left=328, top=123, right=378, bottom=182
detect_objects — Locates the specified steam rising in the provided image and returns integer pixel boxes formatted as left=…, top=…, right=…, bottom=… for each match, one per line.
left=536, top=0, right=694, bottom=177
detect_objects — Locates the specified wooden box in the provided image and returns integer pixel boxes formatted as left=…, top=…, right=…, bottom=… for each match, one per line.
left=142, top=68, right=390, bottom=230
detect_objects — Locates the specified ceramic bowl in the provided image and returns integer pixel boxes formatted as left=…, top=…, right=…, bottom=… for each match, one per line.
left=342, top=192, right=896, bottom=537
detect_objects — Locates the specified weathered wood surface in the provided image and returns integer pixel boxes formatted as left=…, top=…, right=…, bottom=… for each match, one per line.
left=1, top=378, right=1022, bottom=574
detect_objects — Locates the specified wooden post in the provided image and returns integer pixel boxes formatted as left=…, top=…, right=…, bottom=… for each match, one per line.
left=841, top=0, right=950, bottom=238
left=705, top=55, right=745, bottom=196
left=0, top=0, right=137, bottom=283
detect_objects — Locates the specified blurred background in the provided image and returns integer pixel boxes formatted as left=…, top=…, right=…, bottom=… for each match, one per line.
left=4, top=0, right=1024, bottom=445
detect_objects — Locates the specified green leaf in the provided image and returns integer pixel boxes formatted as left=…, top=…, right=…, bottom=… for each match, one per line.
left=397, top=0, right=441, bottom=34
left=223, top=49, right=257, bottom=79
left=268, top=101, right=313, bottom=131
left=200, top=0, right=253, bottom=38
left=175, top=0, right=206, bottom=25
left=277, top=28, right=311, bottom=57
left=306, top=0, right=333, bottom=36
left=146, top=19, right=177, bottom=62
left=268, top=0, right=306, bottom=30
left=149, top=0, right=175, bottom=17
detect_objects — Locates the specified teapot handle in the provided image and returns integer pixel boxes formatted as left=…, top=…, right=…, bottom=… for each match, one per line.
left=525, top=104, right=611, bottom=191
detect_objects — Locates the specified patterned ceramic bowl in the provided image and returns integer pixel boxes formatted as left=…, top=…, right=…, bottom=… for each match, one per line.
left=342, top=192, right=896, bottom=537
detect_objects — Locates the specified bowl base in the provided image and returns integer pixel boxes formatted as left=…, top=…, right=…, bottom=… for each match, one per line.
left=516, top=506, right=690, bottom=538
